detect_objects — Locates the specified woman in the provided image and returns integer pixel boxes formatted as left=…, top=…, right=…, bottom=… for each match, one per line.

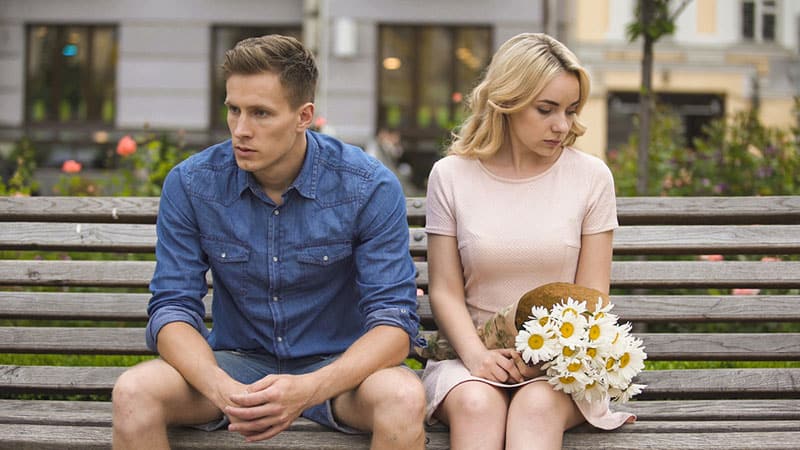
left=423, top=33, right=634, bottom=450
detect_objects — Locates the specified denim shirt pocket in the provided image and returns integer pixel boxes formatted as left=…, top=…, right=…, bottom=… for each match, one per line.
left=202, top=237, right=251, bottom=263
left=297, top=241, right=353, bottom=266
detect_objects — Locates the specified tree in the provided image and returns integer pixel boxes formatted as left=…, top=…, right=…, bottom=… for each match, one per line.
left=626, top=0, right=691, bottom=195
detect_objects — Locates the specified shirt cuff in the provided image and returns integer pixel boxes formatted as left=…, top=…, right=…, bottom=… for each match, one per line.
left=146, top=305, right=208, bottom=352
left=363, top=307, right=427, bottom=348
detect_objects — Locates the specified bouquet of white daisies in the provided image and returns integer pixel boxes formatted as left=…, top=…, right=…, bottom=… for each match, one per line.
left=416, top=282, right=646, bottom=404
left=514, top=293, right=647, bottom=404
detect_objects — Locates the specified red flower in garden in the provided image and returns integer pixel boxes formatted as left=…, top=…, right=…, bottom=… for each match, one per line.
left=61, top=160, right=82, bottom=174
left=116, top=135, right=137, bottom=157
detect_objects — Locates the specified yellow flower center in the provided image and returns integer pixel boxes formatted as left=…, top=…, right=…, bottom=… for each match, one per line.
left=588, top=324, right=601, bottom=341
left=560, top=322, right=574, bottom=338
left=559, top=376, right=576, bottom=384
left=562, top=346, right=576, bottom=357
left=586, top=381, right=597, bottom=390
left=611, top=332, right=620, bottom=345
left=527, top=334, right=544, bottom=350
left=620, top=352, right=630, bottom=368
left=587, top=348, right=597, bottom=358
left=596, top=312, right=605, bottom=319
left=563, top=307, right=578, bottom=317
left=567, top=361, right=582, bottom=372
left=538, top=316, right=549, bottom=326
left=606, top=357, right=616, bottom=370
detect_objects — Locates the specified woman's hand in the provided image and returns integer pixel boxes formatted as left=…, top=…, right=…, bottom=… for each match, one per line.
left=463, top=348, right=525, bottom=384
left=511, top=351, right=543, bottom=380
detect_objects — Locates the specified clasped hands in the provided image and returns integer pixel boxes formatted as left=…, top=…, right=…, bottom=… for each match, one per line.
left=219, top=373, right=319, bottom=443
left=464, top=348, right=542, bottom=384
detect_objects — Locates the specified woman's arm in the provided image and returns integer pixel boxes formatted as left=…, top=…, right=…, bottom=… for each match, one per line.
left=428, top=234, right=523, bottom=383
left=574, top=230, right=614, bottom=294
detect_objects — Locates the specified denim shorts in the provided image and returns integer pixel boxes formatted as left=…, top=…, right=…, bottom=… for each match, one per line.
left=193, top=350, right=364, bottom=434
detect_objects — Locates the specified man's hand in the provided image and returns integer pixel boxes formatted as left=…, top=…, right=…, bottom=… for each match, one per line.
left=463, top=348, right=525, bottom=384
left=225, top=373, right=320, bottom=442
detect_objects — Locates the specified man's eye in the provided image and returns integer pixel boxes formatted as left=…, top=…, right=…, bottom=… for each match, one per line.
left=228, top=106, right=240, bottom=114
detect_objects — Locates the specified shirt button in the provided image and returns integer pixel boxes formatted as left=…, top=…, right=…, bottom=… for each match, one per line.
left=276, top=336, right=283, bottom=342
left=273, top=210, right=280, bottom=215
left=272, top=296, right=279, bottom=302
left=322, top=255, right=329, bottom=262
left=221, top=252, right=226, bottom=259
left=272, top=256, right=279, bottom=262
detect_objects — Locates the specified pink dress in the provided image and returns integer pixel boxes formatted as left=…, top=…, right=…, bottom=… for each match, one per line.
left=422, top=148, right=635, bottom=429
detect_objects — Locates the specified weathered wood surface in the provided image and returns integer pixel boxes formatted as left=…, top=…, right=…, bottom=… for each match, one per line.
left=4, top=292, right=800, bottom=323
left=3, top=423, right=800, bottom=450
left=4, top=326, right=800, bottom=360
left=4, top=365, right=799, bottom=398
left=4, top=222, right=800, bottom=255
left=3, top=398, right=799, bottom=427
left=4, top=196, right=800, bottom=225
left=2, top=259, right=800, bottom=289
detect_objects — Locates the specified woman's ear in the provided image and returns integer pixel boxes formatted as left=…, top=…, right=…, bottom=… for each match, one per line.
left=297, top=102, right=315, bottom=131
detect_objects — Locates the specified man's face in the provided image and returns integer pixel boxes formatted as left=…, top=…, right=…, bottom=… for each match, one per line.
left=225, top=72, right=311, bottom=185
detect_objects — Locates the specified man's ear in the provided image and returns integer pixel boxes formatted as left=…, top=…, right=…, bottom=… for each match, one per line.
left=297, top=102, right=315, bottom=131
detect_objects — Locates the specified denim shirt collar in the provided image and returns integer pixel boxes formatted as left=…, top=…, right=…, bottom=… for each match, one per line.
left=234, top=130, right=320, bottom=201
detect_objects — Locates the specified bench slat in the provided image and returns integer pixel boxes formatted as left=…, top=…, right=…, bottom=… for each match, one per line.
left=3, top=291, right=799, bottom=323
left=615, top=196, right=800, bottom=225
left=2, top=260, right=800, bottom=289
left=4, top=292, right=800, bottom=323
left=4, top=327, right=800, bottom=360
left=3, top=398, right=798, bottom=428
left=2, top=423, right=799, bottom=450
left=3, top=365, right=798, bottom=398
left=613, top=224, right=800, bottom=254
left=3, top=196, right=799, bottom=226
left=4, top=222, right=800, bottom=255
left=0, top=196, right=160, bottom=224
left=611, top=261, right=800, bottom=288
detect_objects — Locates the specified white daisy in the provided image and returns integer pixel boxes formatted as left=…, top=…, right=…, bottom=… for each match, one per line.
left=515, top=319, right=559, bottom=364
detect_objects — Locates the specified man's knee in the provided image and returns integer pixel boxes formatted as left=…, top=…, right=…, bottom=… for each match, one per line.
left=112, top=361, right=173, bottom=426
left=366, top=368, right=426, bottom=424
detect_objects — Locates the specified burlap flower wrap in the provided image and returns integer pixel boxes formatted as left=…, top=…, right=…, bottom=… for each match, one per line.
left=416, top=282, right=610, bottom=361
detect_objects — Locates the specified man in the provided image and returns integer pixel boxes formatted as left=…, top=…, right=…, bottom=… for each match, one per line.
left=112, top=35, right=426, bottom=449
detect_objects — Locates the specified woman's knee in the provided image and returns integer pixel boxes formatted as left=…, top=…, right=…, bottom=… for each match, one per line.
left=511, top=382, right=579, bottom=424
left=443, top=382, right=508, bottom=421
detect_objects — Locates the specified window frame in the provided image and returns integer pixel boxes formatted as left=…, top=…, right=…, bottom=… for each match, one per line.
left=23, top=23, right=118, bottom=128
left=375, top=23, right=493, bottom=144
left=741, top=0, right=778, bottom=43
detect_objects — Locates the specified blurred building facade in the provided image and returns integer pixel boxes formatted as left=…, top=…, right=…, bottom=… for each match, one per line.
left=0, top=0, right=798, bottom=192
left=570, top=0, right=800, bottom=156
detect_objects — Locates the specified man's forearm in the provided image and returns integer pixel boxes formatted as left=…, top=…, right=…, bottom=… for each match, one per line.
left=156, top=321, right=233, bottom=409
left=305, top=325, right=409, bottom=406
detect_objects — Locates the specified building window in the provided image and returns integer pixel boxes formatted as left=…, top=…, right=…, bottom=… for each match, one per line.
left=210, top=25, right=302, bottom=129
left=741, top=0, right=777, bottom=42
left=607, top=92, right=725, bottom=152
left=378, top=24, right=491, bottom=187
left=25, top=24, right=117, bottom=125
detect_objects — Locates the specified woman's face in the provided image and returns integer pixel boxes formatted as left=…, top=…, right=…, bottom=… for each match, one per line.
left=507, top=71, right=580, bottom=161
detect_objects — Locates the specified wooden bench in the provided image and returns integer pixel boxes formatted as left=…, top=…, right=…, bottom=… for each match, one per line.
left=1, top=195, right=799, bottom=449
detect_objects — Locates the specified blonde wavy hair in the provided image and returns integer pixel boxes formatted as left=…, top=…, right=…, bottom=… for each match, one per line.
left=448, top=33, right=590, bottom=158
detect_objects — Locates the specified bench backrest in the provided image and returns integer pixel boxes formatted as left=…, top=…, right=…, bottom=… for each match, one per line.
left=1, top=195, right=799, bottom=401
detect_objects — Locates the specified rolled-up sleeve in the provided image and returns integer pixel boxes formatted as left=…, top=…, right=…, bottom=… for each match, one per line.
left=145, top=165, right=210, bottom=352
left=353, top=166, right=424, bottom=347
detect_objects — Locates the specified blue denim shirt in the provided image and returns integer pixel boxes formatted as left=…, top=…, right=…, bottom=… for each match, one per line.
left=146, top=130, right=422, bottom=359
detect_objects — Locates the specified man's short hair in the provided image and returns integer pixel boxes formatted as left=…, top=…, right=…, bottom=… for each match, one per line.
left=222, top=34, right=318, bottom=108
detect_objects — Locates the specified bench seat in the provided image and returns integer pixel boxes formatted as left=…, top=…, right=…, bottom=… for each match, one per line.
left=1, top=195, right=799, bottom=449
